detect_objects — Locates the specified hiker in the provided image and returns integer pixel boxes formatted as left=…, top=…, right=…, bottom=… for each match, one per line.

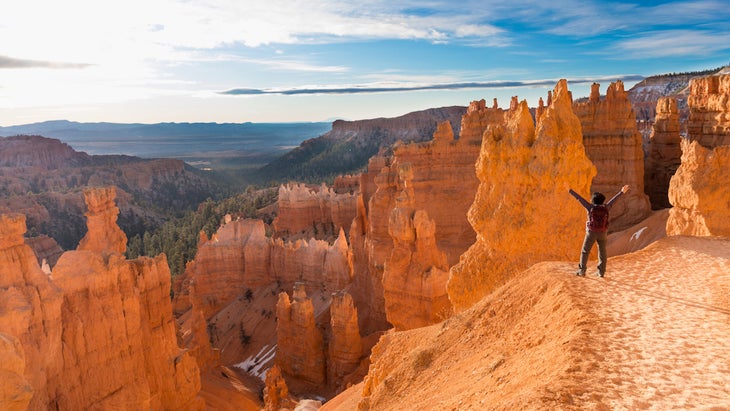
left=568, top=184, right=630, bottom=277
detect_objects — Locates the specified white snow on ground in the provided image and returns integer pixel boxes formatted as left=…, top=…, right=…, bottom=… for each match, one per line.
left=630, top=226, right=648, bottom=242
left=234, top=344, right=277, bottom=381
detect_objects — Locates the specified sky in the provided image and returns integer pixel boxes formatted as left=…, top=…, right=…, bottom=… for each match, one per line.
left=1, top=0, right=729, bottom=126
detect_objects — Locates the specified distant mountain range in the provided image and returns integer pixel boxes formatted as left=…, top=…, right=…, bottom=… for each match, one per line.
left=0, top=120, right=332, bottom=158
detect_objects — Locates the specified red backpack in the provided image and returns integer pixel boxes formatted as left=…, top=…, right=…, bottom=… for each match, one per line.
left=588, top=205, right=609, bottom=232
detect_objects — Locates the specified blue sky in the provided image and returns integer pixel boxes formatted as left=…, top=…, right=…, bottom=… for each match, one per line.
left=1, top=0, right=729, bottom=125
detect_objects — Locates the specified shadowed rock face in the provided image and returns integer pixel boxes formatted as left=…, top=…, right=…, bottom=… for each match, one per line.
left=0, top=190, right=203, bottom=410
left=275, top=284, right=325, bottom=387
left=645, top=97, right=682, bottom=209
left=328, top=291, right=363, bottom=390
left=573, top=81, right=652, bottom=230
left=448, top=79, right=596, bottom=313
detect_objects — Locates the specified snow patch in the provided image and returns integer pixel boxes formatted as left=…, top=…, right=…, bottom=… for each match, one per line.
left=234, top=344, right=277, bottom=381
left=630, top=227, right=648, bottom=242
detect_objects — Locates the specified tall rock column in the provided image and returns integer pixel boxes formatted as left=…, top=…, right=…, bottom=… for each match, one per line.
left=77, top=186, right=127, bottom=254
left=328, top=291, right=363, bottom=390
left=0, top=213, right=63, bottom=410
left=573, top=81, right=651, bottom=230
left=645, top=97, right=682, bottom=209
left=382, top=162, right=451, bottom=330
left=1, top=196, right=203, bottom=410
left=448, top=79, right=596, bottom=312
left=275, top=283, right=326, bottom=387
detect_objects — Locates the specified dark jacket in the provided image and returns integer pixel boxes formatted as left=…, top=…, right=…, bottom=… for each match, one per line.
left=569, top=189, right=624, bottom=232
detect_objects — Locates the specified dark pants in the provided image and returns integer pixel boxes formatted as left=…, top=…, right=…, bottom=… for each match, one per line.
left=579, top=229, right=608, bottom=274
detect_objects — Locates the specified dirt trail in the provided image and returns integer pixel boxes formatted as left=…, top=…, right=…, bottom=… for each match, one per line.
left=570, top=236, right=730, bottom=409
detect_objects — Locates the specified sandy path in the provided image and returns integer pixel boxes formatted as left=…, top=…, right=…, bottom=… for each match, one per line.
left=570, top=236, right=730, bottom=410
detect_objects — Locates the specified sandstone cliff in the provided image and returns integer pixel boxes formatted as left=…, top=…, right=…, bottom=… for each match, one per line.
left=686, top=73, right=730, bottom=148
left=573, top=81, right=651, bottom=230
left=275, top=284, right=326, bottom=388
left=666, top=73, right=730, bottom=236
left=448, top=79, right=596, bottom=312
left=328, top=291, right=364, bottom=391
left=257, top=106, right=466, bottom=183
left=0, top=187, right=203, bottom=410
left=382, top=164, right=451, bottom=330
left=274, top=182, right=358, bottom=241
left=645, top=97, right=682, bottom=209
left=365, top=102, right=507, bottom=331
left=666, top=140, right=730, bottom=236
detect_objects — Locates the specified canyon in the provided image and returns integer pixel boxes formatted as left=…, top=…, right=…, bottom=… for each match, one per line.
left=2, top=69, right=729, bottom=410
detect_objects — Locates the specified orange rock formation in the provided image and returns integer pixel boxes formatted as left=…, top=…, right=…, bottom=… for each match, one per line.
left=0, top=189, right=203, bottom=410
left=667, top=73, right=730, bottom=236
left=382, top=163, right=451, bottom=330
left=448, top=79, right=596, bottom=312
left=275, top=284, right=326, bottom=388
left=263, top=364, right=296, bottom=411
left=274, top=183, right=358, bottom=241
left=178, top=215, right=353, bottom=314
left=645, top=97, right=682, bottom=209
left=687, top=73, right=730, bottom=147
left=363, top=102, right=507, bottom=330
left=573, top=81, right=652, bottom=230
left=328, top=291, right=364, bottom=390
left=667, top=140, right=730, bottom=236
left=77, top=186, right=127, bottom=254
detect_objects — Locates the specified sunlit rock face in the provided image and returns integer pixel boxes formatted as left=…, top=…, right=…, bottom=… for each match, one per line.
left=448, top=80, right=596, bottom=312
left=573, top=81, right=652, bottom=230
left=0, top=189, right=203, bottom=410
left=177, top=217, right=353, bottom=320
left=274, top=182, right=358, bottom=241
left=667, top=73, right=730, bottom=237
left=77, top=186, right=127, bottom=254
left=667, top=139, right=730, bottom=236
left=687, top=74, right=730, bottom=148
left=382, top=161, right=451, bottom=330
left=365, top=103, right=508, bottom=330
left=645, top=97, right=682, bottom=209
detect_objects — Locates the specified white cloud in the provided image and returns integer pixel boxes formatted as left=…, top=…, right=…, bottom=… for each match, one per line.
left=617, top=30, right=730, bottom=58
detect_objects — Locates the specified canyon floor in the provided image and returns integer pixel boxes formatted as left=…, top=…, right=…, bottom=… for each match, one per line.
left=321, top=233, right=730, bottom=410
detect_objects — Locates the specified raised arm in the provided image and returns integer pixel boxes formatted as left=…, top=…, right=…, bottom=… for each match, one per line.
left=568, top=188, right=592, bottom=210
left=606, top=185, right=631, bottom=208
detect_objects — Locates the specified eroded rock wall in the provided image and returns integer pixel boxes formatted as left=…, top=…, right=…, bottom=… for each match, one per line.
left=274, top=183, right=358, bottom=241
left=667, top=140, right=730, bottom=236
left=328, top=291, right=363, bottom=391
left=0, top=187, right=203, bottom=410
left=275, top=284, right=326, bottom=388
left=687, top=74, right=730, bottom=147
left=448, top=80, right=597, bottom=312
left=180, top=217, right=352, bottom=320
left=573, top=81, right=651, bottom=230
left=667, top=73, right=730, bottom=236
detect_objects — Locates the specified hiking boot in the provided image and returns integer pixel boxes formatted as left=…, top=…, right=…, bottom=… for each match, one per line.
left=575, top=270, right=585, bottom=277
left=596, top=272, right=604, bottom=278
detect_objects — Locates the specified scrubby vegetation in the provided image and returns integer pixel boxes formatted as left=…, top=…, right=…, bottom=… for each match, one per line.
left=126, top=186, right=278, bottom=276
